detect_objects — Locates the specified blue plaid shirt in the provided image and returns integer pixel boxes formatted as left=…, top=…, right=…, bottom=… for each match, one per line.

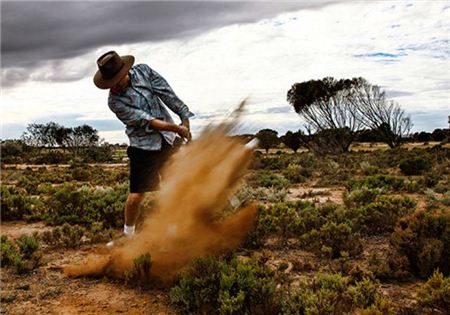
left=108, top=64, right=194, bottom=150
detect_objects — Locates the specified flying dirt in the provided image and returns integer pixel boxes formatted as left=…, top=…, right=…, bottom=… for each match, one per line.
left=64, top=116, right=258, bottom=284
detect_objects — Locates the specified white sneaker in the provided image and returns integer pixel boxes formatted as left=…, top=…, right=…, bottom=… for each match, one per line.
left=106, top=233, right=133, bottom=248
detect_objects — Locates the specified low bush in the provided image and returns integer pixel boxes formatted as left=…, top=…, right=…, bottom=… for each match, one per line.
left=281, top=273, right=383, bottom=315
left=42, top=183, right=128, bottom=227
left=359, top=161, right=380, bottom=176
left=170, top=255, right=279, bottom=315
left=40, top=222, right=115, bottom=249
left=343, top=187, right=383, bottom=208
left=351, top=196, right=416, bottom=235
left=390, top=209, right=450, bottom=278
left=259, top=173, right=290, bottom=189
left=1, top=186, right=35, bottom=221
left=0, top=234, right=41, bottom=274
left=283, top=164, right=308, bottom=183
left=301, top=221, right=363, bottom=258
left=416, top=270, right=450, bottom=312
left=347, top=174, right=405, bottom=192
left=124, top=253, right=152, bottom=283
left=399, top=156, right=432, bottom=176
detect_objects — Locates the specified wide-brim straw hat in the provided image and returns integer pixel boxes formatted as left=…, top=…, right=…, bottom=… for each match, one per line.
left=93, top=51, right=134, bottom=89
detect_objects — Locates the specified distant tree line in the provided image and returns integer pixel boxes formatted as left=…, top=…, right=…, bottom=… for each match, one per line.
left=1, top=122, right=114, bottom=164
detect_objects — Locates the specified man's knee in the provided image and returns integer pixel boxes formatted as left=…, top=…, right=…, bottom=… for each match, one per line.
left=127, top=192, right=145, bottom=206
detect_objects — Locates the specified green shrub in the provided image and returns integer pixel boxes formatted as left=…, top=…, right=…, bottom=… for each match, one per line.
left=170, top=256, right=279, bottom=315
left=399, top=157, right=432, bottom=175
left=351, top=196, right=416, bottom=235
left=43, top=183, right=128, bottom=227
left=1, top=186, right=34, bottom=221
left=390, top=209, right=450, bottom=278
left=343, top=187, right=383, bottom=208
left=347, top=174, right=405, bottom=192
left=301, top=222, right=363, bottom=258
left=281, top=273, right=382, bottom=315
left=283, top=164, right=307, bottom=183
left=124, top=253, right=152, bottom=283
left=359, top=161, right=380, bottom=176
left=416, top=270, right=450, bottom=312
left=71, top=166, right=91, bottom=181
left=259, top=173, right=290, bottom=189
left=0, top=234, right=41, bottom=274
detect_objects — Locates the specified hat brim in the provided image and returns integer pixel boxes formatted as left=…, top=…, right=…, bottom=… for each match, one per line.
left=93, top=55, right=135, bottom=89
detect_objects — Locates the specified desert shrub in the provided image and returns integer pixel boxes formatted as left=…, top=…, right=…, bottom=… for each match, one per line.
left=170, top=255, right=279, bottom=315
left=0, top=234, right=41, bottom=274
left=40, top=222, right=114, bottom=248
left=236, top=184, right=287, bottom=204
left=390, top=209, right=450, bottom=278
left=43, top=182, right=128, bottom=227
left=40, top=224, right=86, bottom=249
left=347, top=174, right=405, bottom=192
left=301, top=222, right=363, bottom=258
left=31, top=150, right=71, bottom=164
left=259, top=173, right=290, bottom=189
left=359, top=161, right=380, bottom=176
left=399, top=156, right=432, bottom=175
left=416, top=270, right=450, bottom=312
left=283, top=164, right=307, bottom=183
left=124, top=253, right=152, bottom=283
left=421, top=171, right=440, bottom=188
left=367, top=250, right=411, bottom=281
left=281, top=273, right=382, bottom=315
left=1, top=186, right=35, bottom=221
left=70, top=166, right=91, bottom=181
left=351, top=196, right=416, bottom=235
left=343, top=187, right=383, bottom=208
left=16, top=175, right=40, bottom=195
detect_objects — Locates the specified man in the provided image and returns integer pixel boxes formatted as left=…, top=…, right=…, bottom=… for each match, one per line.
left=93, top=51, right=194, bottom=246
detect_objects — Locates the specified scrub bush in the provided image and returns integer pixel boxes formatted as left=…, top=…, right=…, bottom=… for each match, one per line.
left=416, top=270, right=450, bottom=312
left=351, top=196, right=416, bottom=235
left=170, top=256, right=279, bottom=315
left=0, top=234, right=41, bottom=274
left=390, top=209, right=450, bottom=278
left=280, top=273, right=382, bottom=315
left=259, top=173, right=290, bottom=189
left=399, top=156, right=432, bottom=175
left=1, top=186, right=35, bottom=221
left=347, top=174, right=405, bottom=192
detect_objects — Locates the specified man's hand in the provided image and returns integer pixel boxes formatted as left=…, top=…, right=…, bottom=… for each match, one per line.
left=177, top=125, right=191, bottom=142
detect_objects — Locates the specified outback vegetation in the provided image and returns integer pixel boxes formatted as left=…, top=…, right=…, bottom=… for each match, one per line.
left=1, top=116, right=449, bottom=314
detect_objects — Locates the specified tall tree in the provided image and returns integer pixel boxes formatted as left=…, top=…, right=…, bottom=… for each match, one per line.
left=350, top=79, right=412, bottom=148
left=281, top=131, right=302, bottom=153
left=287, top=77, right=363, bottom=154
left=255, top=129, right=279, bottom=154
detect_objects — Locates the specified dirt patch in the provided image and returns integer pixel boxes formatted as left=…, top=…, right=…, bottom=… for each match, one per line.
left=1, top=221, right=52, bottom=240
left=287, top=185, right=344, bottom=204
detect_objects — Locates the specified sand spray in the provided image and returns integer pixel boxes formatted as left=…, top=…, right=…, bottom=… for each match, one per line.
left=64, top=117, right=258, bottom=284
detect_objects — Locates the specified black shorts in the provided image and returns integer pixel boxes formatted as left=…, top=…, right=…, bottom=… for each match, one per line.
left=127, top=140, right=174, bottom=193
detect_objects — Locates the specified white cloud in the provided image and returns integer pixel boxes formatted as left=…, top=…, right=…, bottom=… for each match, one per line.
left=1, top=0, right=449, bottom=142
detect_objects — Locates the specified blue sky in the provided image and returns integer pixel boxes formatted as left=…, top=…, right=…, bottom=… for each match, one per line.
left=1, top=1, right=449, bottom=144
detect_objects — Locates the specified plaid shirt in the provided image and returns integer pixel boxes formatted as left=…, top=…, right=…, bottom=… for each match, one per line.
left=108, top=64, right=194, bottom=150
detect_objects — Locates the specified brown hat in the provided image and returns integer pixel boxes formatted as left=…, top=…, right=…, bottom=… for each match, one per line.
left=93, top=51, right=134, bottom=89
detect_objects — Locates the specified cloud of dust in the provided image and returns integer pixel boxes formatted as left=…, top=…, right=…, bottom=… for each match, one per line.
left=64, top=120, right=257, bottom=284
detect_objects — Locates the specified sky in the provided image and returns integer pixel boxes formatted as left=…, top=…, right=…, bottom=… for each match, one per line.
left=1, top=0, right=449, bottom=144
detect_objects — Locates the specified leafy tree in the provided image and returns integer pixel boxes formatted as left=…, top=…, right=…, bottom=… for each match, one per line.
left=255, top=129, right=279, bottom=153
left=431, top=128, right=447, bottom=142
left=287, top=77, right=362, bottom=154
left=280, top=131, right=302, bottom=152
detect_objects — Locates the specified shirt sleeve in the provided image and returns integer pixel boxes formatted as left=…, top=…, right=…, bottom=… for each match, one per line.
left=108, top=97, right=155, bottom=128
left=147, top=66, right=194, bottom=120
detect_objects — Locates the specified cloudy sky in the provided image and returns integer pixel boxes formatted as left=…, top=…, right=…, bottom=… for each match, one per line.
left=1, top=0, right=449, bottom=144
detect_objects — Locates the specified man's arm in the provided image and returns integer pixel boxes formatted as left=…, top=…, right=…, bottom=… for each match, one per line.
left=149, top=119, right=191, bottom=141
left=146, top=66, right=194, bottom=122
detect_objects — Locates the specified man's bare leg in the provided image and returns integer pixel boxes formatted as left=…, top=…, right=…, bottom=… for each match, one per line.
left=125, top=192, right=145, bottom=227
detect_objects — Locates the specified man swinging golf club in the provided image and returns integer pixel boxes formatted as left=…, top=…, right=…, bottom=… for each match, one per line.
left=94, top=51, right=194, bottom=247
